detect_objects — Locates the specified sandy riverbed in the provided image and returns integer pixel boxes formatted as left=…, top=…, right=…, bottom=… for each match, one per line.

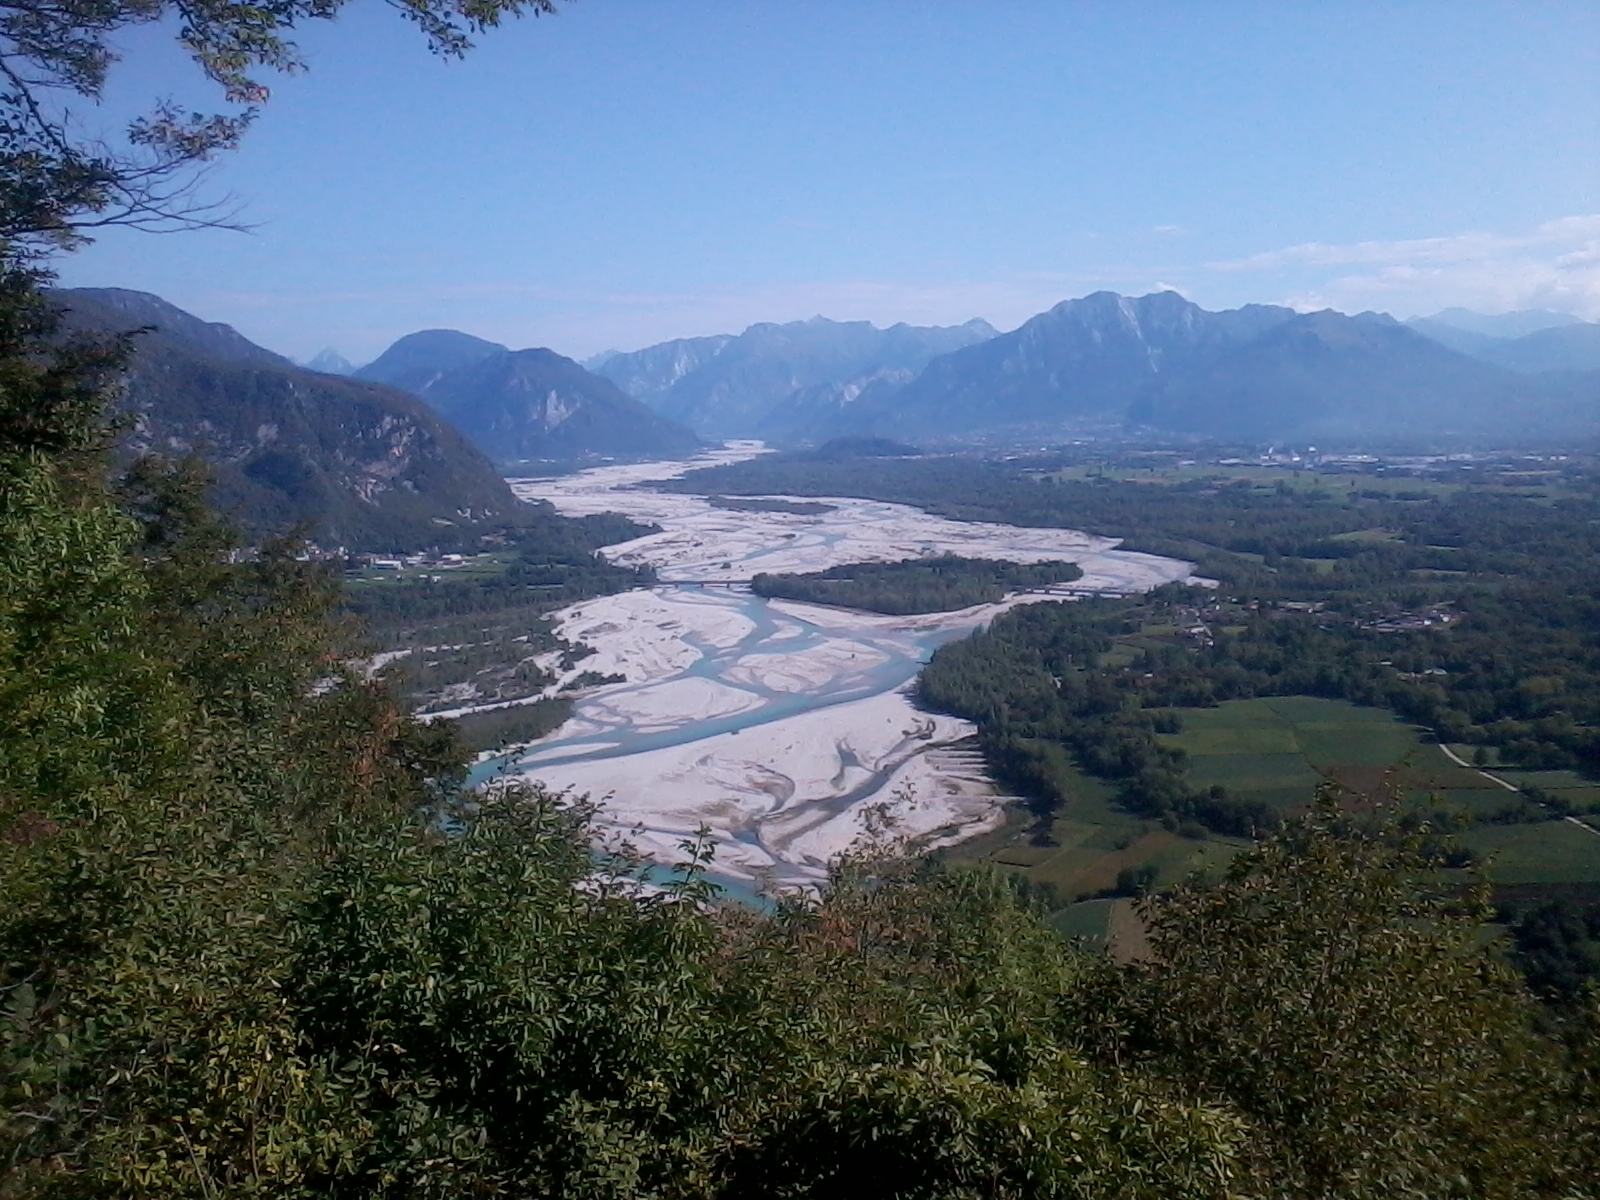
left=466, top=446, right=1201, bottom=891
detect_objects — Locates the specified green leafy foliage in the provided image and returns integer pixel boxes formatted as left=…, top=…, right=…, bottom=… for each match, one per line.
left=1076, top=797, right=1586, bottom=1198
left=752, top=555, right=1082, bottom=615
left=0, top=0, right=560, bottom=252
left=280, top=816, right=1250, bottom=1198
left=1502, top=899, right=1600, bottom=1003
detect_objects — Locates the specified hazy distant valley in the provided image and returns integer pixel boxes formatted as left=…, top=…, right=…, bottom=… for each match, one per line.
left=55, top=284, right=1600, bottom=558
left=323, top=291, right=1600, bottom=454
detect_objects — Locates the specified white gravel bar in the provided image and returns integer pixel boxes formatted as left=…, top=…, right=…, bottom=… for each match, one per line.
left=474, top=444, right=1203, bottom=891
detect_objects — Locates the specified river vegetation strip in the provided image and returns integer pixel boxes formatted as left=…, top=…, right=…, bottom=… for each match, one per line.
left=750, top=554, right=1085, bottom=615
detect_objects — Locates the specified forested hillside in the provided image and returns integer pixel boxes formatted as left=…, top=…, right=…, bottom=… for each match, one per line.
left=50, top=289, right=526, bottom=551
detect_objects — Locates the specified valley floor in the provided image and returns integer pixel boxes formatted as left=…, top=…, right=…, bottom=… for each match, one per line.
left=460, top=445, right=1199, bottom=891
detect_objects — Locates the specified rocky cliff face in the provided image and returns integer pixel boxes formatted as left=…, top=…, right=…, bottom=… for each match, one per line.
left=596, top=316, right=997, bottom=440
left=592, top=334, right=735, bottom=403
left=858, top=292, right=1296, bottom=436
left=420, top=347, right=703, bottom=463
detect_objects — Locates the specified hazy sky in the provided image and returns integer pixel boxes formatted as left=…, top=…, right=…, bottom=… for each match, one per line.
left=53, top=0, right=1600, bottom=364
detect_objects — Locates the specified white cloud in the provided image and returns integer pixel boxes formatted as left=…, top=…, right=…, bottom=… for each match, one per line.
left=1207, top=215, right=1600, bottom=319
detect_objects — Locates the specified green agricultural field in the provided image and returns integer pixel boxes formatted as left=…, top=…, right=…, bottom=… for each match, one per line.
left=347, top=551, right=519, bottom=586
left=1036, top=462, right=1475, bottom=498
left=1458, top=822, right=1600, bottom=886
left=1495, top=767, right=1595, bottom=789
left=1489, top=768, right=1600, bottom=812
left=1156, top=696, right=1422, bottom=813
left=961, top=697, right=1426, bottom=915
left=1161, top=709, right=1301, bottom=756
left=1410, top=744, right=1506, bottom=792
left=1328, top=527, right=1404, bottom=545
left=952, top=756, right=1251, bottom=904
left=1185, top=753, right=1321, bottom=792
left=1047, top=898, right=1114, bottom=941
left=1433, top=789, right=1529, bottom=821
left=955, top=694, right=1600, bottom=937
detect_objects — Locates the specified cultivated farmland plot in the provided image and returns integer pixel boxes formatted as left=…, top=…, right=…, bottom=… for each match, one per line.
left=958, top=695, right=1600, bottom=953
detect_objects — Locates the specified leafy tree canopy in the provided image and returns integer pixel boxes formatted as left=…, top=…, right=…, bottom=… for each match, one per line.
left=0, top=0, right=558, bottom=253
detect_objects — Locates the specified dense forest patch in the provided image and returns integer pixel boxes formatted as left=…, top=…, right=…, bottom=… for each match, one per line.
left=707, top=494, right=835, bottom=515
left=752, top=554, right=1083, bottom=614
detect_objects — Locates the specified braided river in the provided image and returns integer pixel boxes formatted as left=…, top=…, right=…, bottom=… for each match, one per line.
left=460, top=444, right=1199, bottom=892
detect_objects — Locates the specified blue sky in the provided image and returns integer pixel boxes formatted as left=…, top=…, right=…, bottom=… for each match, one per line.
left=54, top=0, right=1600, bottom=364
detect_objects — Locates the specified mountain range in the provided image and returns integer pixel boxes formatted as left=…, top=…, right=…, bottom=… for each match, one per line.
left=54, top=284, right=1600, bottom=539
left=846, top=292, right=1298, bottom=438
left=49, top=288, right=526, bottom=551
left=593, top=294, right=1600, bottom=447
left=286, top=295, right=1600, bottom=456
left=358, top=331, right=701, bottom=464
left=1404, top=309, right=1600, bottom=373
left=592, top=316, right=998, bottom=440
left=565, top=296, right=1595, bottom=447
left=1130, top=308, right=1547, bottom=442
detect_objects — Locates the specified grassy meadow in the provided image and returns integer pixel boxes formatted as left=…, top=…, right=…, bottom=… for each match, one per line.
left=953, top=695, right=1600, bottom=951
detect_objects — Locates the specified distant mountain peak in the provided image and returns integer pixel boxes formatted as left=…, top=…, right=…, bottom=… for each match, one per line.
left=420, top=345, right=702, bottom=464
left=1419, top=307, right=1587, bottom=339
left=354, top=328, right=509, bottom=396
left=304, top=348, right=355, bottom=375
